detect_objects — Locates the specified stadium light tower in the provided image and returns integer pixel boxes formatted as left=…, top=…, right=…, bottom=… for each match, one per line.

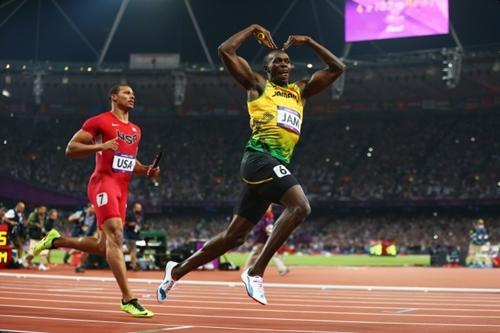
left=441, top=21, right=464, bottom=89
left=33, top=70, right=44, bottom=105
left=441, top=47, right=462, bottom=89
left=173, top=71, right=187, bottom=107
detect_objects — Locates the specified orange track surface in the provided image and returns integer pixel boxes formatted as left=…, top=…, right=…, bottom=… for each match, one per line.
left=1, top=265, right=500, bottom=333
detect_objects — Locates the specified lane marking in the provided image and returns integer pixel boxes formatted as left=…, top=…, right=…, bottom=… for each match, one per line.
left=383, top=308, right=417, bottom=314
left=2, top=297, right=500, bottom=319
left=0, top=302, right=500, bottom=327
left=161, top=326, right=193, bottom=331
left=0, top=330, right=49, bottom=333
left=163, top=325, right=357, bottom=333
left=1, top=272, right=500, bottom=294
left=3, top=290, right=500, bottom=311
left=3, top=278, right=500, bottom=303
left=2, top=303, right=500, bottom=327
left=0, top=314, right=355, bottom=333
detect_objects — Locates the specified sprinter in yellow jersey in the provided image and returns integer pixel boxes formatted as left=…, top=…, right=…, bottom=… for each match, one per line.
left=157, top=24, right=345, bottom=305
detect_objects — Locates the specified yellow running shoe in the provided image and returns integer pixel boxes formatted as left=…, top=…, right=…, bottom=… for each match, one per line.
left=120, top=298, right=154, bottom=318
left=34, top=229, right=61, bottom=256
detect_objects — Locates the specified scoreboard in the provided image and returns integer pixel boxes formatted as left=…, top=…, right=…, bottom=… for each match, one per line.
left=0, top=224, right=12, bottom=268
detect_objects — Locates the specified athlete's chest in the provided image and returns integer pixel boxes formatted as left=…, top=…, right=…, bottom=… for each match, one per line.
left=101, top=122, right=141, bottom=148
left=265, top=87, right=303, bottom=135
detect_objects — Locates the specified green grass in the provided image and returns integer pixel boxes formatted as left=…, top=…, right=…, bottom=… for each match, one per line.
left=37, top=250, right=430, bottom=267
left=224, top=252, right=430, bottom=267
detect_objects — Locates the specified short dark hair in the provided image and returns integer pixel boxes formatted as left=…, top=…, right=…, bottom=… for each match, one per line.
left=263, top=50, right=288, bottom=68
left=108, top=84, right=129, bottom=99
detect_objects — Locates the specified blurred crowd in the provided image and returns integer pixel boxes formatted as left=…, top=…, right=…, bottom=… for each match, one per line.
left=147, top=213, right=500, bottom=255
left=2, top=109, right=500, bottom=205
left=2, top=200, right=499, bottom=267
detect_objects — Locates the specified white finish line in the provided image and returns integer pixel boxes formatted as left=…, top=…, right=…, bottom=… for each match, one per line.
left=1, top=272, right=500, bottom=294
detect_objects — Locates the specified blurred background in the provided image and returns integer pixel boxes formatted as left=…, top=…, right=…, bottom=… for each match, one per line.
left=1, top=0, right=499, bottom=270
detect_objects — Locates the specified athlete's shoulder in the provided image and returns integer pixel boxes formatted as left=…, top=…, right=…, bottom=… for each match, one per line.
left=82, top=111, right=111, bottom=134
left=85, top=111, right=111, bottom=123
left=290, top=81, right=304, bottom=93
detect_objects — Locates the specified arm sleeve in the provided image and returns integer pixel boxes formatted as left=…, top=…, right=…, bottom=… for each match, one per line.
left=81, top=116, right=100, bottom=138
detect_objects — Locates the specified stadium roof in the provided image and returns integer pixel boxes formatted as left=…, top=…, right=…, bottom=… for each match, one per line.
left=1, top=0, right=499, bottom=66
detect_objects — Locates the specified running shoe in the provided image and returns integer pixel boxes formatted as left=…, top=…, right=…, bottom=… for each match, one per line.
left=75, top=266, right=86, bottom=273
left=120, top=298, right=154, bottom=317
left=157, top=261, right=178, bottom=302
left=38, top=263, right=49, bottom=271
left=241, top=269, right=267, bottom=305
left=34, top=229, right=61, bottom=256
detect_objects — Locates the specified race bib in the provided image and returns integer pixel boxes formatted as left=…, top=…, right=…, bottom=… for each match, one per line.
left=112, top=152, right=136, bottom=173
left=273, top=164, right=291, bottom=178
left=277, top=106, right=301, bottom=134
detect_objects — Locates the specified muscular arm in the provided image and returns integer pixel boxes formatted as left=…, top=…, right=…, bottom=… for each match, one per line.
left=65, top=130, right=118, bottom=159
left=284, top=36, right=346, bottom=100
left=218, top=24, right=275, bottom=92
left=133, top=160, right=149, bottom=176
left=134, top=160, right=160, bottom=179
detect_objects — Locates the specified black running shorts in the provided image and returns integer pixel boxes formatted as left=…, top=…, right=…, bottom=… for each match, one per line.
left=235, top=149, right=299, bottom=223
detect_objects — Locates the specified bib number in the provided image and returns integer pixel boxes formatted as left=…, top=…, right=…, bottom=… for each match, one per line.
left=273, top=165, right=291, bottom=178
left=96, top=192, right=108, bottom=207
left=277, top=106, right=301, bottom=134
left=112, top=152, right=136, bottom=173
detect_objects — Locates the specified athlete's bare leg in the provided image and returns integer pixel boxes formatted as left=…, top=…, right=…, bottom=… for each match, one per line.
left=244, top=243, right=263, bottom=270
left=54, top=218, right=134, bottom=301
left=101, top=218, right=134, bottom=302
left=53, top=232, right=106, bottom=256
left=249, top=185, right=310, bottom=277
left=171, top=217, right=255, bottom=280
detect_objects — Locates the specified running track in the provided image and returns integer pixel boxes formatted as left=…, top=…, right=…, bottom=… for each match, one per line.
left=1, top=266, right=500, bottom=332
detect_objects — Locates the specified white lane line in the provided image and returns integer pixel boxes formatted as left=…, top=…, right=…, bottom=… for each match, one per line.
left=161, top=326, right=193, bottom=331
left=0, top=329, right=48, bottom=333
left=1, top=297, right=498, bottom=319
left=0, top=314, right=184, bottom=328
left=164, top=325, right=357, bottom=333
left=1, top=272, right=500, bottom=294
left=0, top=314, right=356, bottom=333
left=383, top=308, right=417, bottom=314
left=3, top=290, right=500, bottom=311
left=3, top=278, right=500, bottom=299
left=0, top=305, right=500, bottom=328
left=4, top=291, right=500, bottom=313
left=0, top=301, right=500, bottom=327
left=4, top=284, right=500, bottom=307
left=3, top=278, right=500, bottom=303
left=0, top=297, right=500, bottom=319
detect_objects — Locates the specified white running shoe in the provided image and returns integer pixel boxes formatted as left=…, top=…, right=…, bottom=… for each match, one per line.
left=241, top=269, right=267, bottom=305
left=157, top=261, right=178, bottom=302
left=38, top=263, right=49, bottom=271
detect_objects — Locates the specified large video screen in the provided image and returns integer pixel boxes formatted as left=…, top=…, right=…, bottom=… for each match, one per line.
left=345, top=0, right=449, bottom=42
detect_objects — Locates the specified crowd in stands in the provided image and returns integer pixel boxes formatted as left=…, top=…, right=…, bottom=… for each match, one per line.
left=2, top=109, right=500, bottom=205
left=2, top=199, right=499, bottom=259
left=2, top=107, right=500, bottom=263
left=153, top=214, right=500, bottom=255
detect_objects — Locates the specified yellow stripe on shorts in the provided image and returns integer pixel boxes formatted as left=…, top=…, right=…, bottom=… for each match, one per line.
left=241, top=177, right=274, bottom=185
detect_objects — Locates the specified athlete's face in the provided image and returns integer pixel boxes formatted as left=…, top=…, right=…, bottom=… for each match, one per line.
left=112, top=86, right=135, bottom=111
left=265, top=51, right=291, bottom=85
